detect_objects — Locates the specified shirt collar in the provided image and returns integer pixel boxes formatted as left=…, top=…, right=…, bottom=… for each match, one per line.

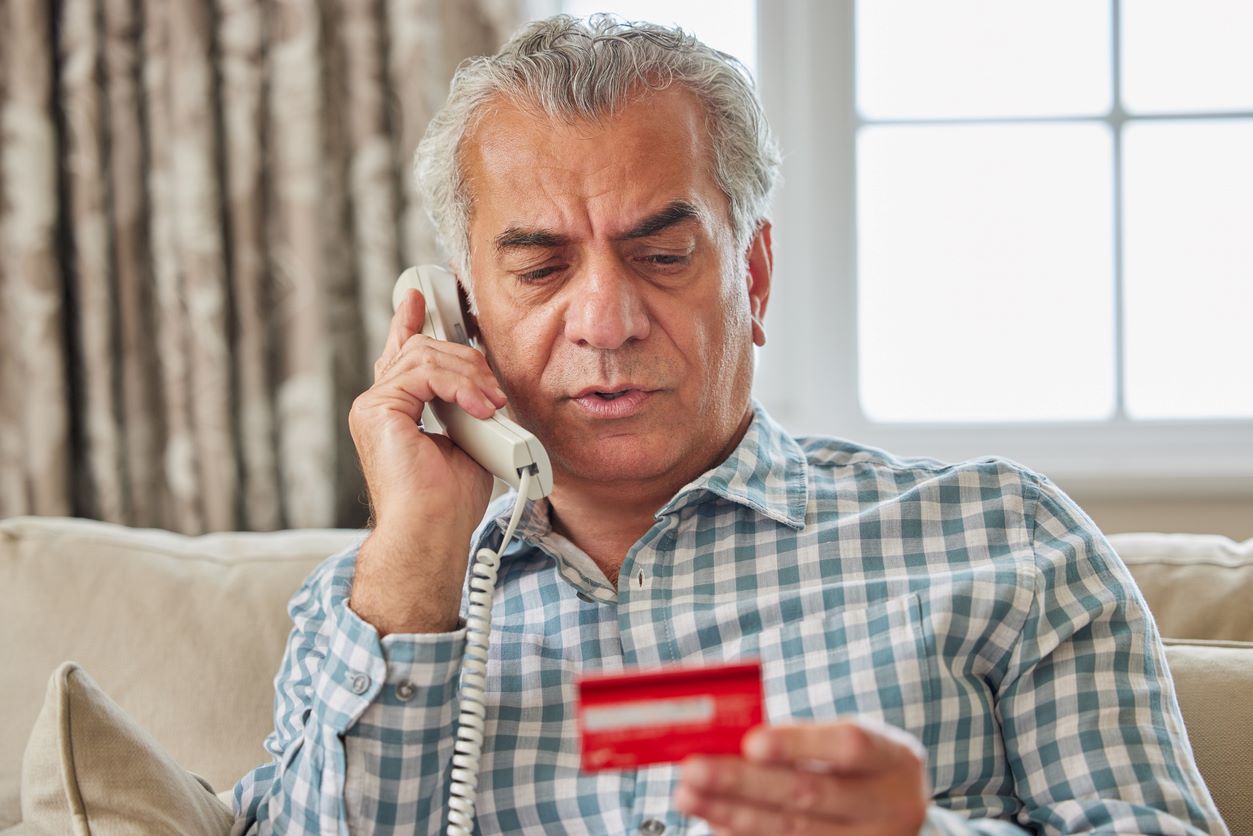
left=476, top=490, right=552, bottom=556
left=654, top=400, right=808, bottom=529
left=478, top=399, right=809, bottom=555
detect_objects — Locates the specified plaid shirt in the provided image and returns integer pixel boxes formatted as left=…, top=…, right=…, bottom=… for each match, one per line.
left=233, top=402, right=1224, bottom=835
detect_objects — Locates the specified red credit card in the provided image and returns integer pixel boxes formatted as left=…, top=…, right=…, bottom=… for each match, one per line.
left=576, top=660, right=764, bottom=771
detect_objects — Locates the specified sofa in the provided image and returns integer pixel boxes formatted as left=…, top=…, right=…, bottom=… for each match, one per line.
left=1, top=516, right=1249, bottom=833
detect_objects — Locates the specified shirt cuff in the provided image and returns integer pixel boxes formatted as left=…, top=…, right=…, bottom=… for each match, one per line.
left=312, top=596, right=467, bottom=734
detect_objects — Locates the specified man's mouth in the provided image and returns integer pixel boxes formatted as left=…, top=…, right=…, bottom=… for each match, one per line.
left=571, top=385, right=657, bottom=418
left=573, top=385, right=651, bottom=400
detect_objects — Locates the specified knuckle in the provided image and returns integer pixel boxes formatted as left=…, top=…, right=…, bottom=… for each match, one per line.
left=840, top=722, right=872, bottom=760
left=415, top=347, right=440, bottom=371
left=788, top=772, right=821, bottom=811
left=728, top=804, right=760, bottom=834
left=779, top=810, right=811, bottom=835
left=711, top=760, right=736, bottom=793
left=402, top=332, right=429, bottom=352
left=348, top=402, right=377, bottom=430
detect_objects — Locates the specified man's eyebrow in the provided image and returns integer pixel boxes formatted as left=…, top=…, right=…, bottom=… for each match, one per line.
left=494, top=228, right=569, bottom=253
left=617, top=200, right=701, bottom=240
left=492, top=200, right=701, bottom=253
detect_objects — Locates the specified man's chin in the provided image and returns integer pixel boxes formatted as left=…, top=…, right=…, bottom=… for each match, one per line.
left=549, top=432, right=690, bottom=486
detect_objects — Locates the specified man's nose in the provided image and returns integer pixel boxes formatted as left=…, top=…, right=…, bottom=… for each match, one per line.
left=563, top=263, right=650, bottom=349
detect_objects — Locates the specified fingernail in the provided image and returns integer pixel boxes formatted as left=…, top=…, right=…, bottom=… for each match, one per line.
left=744, top=729, right=774, bottom=760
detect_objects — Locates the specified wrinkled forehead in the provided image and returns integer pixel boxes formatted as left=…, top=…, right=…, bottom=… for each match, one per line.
left=462, top=87, right=715, bottom=189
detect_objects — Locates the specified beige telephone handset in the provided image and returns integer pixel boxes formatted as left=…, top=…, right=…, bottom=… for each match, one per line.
left=390, top=265, right=550, bottom=836
left=391, top=265, right=553, bottom=500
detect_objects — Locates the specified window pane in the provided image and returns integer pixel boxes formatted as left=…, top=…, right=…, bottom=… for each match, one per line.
left=1121, top=0, right=1253, bottom=114
left=1123, top=120, right=1253, bottom=419
left=857, top=123, right=1115, bottom=422
left=856, top=0, right=1111, bottom=119
left=560, top=0, right=757, bottom=81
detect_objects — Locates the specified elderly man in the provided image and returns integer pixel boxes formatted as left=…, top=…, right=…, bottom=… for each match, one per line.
left=234, top=15, right=1223, bottom=835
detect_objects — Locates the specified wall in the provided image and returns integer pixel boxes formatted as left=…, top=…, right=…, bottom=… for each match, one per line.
left=1065, top=492, right=1253, bottom=541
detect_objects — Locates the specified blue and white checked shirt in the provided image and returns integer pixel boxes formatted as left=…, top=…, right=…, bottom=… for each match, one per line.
left=233, top=402, right=1224, bottom=835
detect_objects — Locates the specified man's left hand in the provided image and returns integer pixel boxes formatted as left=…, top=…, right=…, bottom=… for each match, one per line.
left=672, top=718, right=929, bottom=835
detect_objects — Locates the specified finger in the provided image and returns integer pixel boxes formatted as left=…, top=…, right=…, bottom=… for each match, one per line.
left=674, top=786, right=831, bottom=836
left=378, top=338, right=506, bottom=412
left=677, top=756, right=874, bottom=823
left=743, top=720, right=921, bottom=776
left=406, top=335, right=508, bottom=406
left=376, top=358, right=502, bottom=420
left=375, top=290, right=426, bottom=383
left=685, top=792, right=911, bottom=836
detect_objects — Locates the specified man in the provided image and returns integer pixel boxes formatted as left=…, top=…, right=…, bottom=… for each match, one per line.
left=234, top=15, right=1224, bottom=835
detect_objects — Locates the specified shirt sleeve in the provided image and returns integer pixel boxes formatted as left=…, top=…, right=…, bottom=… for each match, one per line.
left=230, top=544, right=467, bottom=836
left=929, top=475, right=1225, bottom=834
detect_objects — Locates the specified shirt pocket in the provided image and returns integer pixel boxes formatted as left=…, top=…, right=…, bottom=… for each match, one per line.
left=749, top=593, right=934, bottom=740
left=488, top=628, right=581, bottom=738
left=479, top=630, right=626, bottom=835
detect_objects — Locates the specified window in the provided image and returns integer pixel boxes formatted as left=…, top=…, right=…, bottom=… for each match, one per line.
left=758, top=1, right=1253, bottom=492
left=542, top=0, right=1252, bottom=491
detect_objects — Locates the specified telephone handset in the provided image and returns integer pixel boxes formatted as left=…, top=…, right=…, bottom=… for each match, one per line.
left=389, top=265, right=550, bottom=836
left=391, top=265, right=553, bottom=500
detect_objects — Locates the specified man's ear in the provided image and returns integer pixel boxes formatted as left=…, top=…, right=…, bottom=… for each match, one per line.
left=745, top=222, right=773, bottom=347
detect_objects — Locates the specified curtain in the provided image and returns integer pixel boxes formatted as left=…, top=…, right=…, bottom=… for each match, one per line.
left=0, top=0, right=519, bottom=533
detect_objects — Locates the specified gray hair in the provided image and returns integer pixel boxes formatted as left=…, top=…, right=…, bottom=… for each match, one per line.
left=414, top=13, right=781, bottom=297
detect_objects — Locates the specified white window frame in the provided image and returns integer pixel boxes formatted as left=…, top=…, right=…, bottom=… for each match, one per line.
left=753, top=0, right=1253, bottom=498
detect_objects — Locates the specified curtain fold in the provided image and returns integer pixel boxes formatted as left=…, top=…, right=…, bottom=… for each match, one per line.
left=2, top=1, right=71, bottom=518
left=218, top=0, right=278, bottom=531
left=0, top=0, right=517, bottom=532
left=103, top=0, right=162, bottom=530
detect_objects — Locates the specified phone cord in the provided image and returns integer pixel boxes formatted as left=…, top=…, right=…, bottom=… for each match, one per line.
left=446, top=467, right=535, bottom=836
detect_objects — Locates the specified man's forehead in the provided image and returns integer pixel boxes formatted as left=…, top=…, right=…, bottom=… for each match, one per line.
left=462, top=88, right=724, bottom=240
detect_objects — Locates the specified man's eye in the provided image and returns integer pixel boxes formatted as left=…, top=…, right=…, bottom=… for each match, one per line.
left=641, top=254, right=688, bottom=268
left=519, top=265, right=561, bottom=282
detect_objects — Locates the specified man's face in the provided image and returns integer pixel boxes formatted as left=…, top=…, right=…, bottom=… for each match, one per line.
left=461, top=87, right=771, bottom=489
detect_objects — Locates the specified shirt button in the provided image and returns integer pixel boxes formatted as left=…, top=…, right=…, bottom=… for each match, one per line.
left=395, top=680, right=416, bottom=701
left=638, top=819, right=665, bottom=835
left=349, top=672, right=370, bottom=694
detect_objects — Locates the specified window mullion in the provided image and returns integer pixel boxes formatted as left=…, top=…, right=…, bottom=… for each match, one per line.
left=1112, top=0, right=1128, bottom=421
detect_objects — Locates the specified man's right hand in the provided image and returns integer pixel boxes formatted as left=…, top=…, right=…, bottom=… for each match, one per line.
left=346, top=287, right=507, bottom=635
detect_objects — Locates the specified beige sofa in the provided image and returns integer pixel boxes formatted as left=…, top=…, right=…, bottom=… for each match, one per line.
left=1, top=516, right=1249, bottom=833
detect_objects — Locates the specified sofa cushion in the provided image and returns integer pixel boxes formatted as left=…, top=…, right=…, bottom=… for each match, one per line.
left=1109, top=532, right=1253, bottom=643
left=1163, top=639, right=1253, bottom=834
left=0, top=516, right=363, bottom=830
left=18, top=662, right=233, bottom=835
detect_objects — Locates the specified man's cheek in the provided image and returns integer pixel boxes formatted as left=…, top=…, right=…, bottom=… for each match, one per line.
left=482, top=333, right=536, bottom=394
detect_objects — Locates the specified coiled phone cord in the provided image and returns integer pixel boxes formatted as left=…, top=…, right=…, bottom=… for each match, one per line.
left=446, top=467, right=535, bottom=836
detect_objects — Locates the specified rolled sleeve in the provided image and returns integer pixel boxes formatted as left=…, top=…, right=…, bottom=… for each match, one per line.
left=991, top=476, right=1225, bottom=833
left=233, top=545, right=470, bottom=835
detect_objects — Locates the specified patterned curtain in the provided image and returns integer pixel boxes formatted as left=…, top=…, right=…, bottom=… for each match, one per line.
left=0, top=0, right=519, bottom=533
